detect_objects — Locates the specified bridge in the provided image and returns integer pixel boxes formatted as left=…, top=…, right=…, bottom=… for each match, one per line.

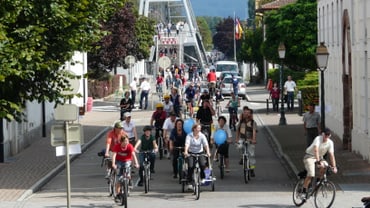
left=139, top=0, right=208, bottom=71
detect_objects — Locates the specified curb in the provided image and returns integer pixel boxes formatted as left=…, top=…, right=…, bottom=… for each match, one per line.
left=17, top=126, right=110, bottom=201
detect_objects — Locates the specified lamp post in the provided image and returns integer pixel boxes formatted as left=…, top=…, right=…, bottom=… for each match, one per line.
left=315, top=42, right=329, bottom=130
left=278, top=42, right=287, bottom=125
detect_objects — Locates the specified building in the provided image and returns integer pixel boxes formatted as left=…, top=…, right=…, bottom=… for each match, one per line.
left=318, top=0, right=370, bottom=161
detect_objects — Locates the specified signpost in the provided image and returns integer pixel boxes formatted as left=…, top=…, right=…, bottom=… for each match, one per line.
left=125, top=55, right=136, bottom=84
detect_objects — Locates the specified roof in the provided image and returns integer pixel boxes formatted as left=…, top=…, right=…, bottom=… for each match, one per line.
left=257, top=0, right=297, bottom=12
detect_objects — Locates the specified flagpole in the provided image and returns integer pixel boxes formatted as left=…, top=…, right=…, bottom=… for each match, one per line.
left=234, top=12, right=237, bottom=62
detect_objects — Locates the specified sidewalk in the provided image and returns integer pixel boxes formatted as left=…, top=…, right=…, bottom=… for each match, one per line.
left=247, top=85, right=370, bottom=190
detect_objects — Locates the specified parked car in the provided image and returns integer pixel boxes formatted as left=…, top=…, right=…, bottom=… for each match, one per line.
left=220, top=76, right=247, bottom=99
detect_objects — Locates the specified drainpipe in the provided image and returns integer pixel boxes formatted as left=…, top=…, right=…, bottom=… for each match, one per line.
left=0, top=119, right=4, bottom=163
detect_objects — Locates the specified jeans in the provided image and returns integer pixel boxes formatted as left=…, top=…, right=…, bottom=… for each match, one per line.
left=140, top=90, right=149, bottom=109
left=131, top=90, right=136, bottom=105
left=287, top=91, right=295, bottom=110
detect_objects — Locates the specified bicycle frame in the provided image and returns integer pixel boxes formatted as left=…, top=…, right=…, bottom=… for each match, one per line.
left=140, top=151, right=152, bottom=193
left=242, top=141, right=251, bottom=183
left=117, top=165, right=131, bottom=206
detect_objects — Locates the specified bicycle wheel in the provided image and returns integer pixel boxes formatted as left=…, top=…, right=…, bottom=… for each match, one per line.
left=120, top=181, right=128, bottom=207
left=314, top=181, right=336, bottom=208
left=193, top=169, right=200, bottom=200
left=144, top=168, right=150, bottom=193
left=219, top=155, right=224, bottom=179
left=158, top=137, right=163, bottom=160
left=108, top=170, right=116, bottom=196
left=243, top=155, right=250, bottom=183
left=292, top=178, right=306, bottom=207
left=178, top=157, right=183, bottom=184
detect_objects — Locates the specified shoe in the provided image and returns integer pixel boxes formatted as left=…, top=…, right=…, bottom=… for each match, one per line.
left=137, top=181, right=143, bottom=187
left=226, top=169, right=230, bottom=173
left=201, top=179, right=206, bottom=184
left=150, top=169, right=155, bottom=174
left=167, top=153, right=171, bottom=160
left=114, top=194, right=121, bottom=202
left=213, top=158, right=219, bottom=162
left=104, top=174, right=110, bottom=179
left=250, top=169, right=255, bottom=177
left=173, top=174, right=178, bottom=179
left=239, top=159, right=243, bottom=165
left=301, top=191, right=307, bottom=201
left=128, top=180, right=133, bottom=188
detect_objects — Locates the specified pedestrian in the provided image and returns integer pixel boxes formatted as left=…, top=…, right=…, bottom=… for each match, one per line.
left=119, top=91, right=133, bottom=121
left=130, top=77, right=137, bottom=107
left=303, top=103, right=321, bottom=147
left=284, top=75, right=297, bottom=110
left=139, top=78, right=151, bottom=110
left=269, top=82, right=280, bottom=112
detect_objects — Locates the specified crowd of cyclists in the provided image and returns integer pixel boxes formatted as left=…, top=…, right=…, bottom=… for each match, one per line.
left=107, top=67, right=259, bottom=202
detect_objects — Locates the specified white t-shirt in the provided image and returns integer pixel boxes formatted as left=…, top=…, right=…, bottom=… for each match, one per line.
left=162, top=117, right=178, bottom=136
left=185, top=132, right=208, bottom=153
left=140, top=80, right=151, bottom=91
left=163, top=101, right=174, bottom=115
left=122, top=121, right=135, bottom=138
left=130, top=80, right=137, bottom=91
left=306, top=135, right=334, bottom=158
left=284, top=80, right=296, bottom=92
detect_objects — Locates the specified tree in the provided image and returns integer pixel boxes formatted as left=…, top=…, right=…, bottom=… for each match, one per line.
left=238, top=27, right=264, bottom=74
left=196, top=17, right=213, bottom=51
left=261, top=0, right=317, bottom=71
left=88, top=2, right=155, bottom=79
left=0, top=0, right=124, bottom=121
left=213, top=17, right=235, bottom=59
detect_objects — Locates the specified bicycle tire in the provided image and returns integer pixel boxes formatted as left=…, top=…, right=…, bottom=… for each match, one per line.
left=108, top=170, right=115, bottom=196
left=158, top=136, right=163, bottom=160
left=220, top=155, right=225, bottom=179
left=314, top=181, right=336, bottom=208
left=292, top=178, right=306, bottom=207
left=178, top=157, right=183, bottom=184
left=120, top=180, right=128, bottom=207
left=243, top=155, right=250, bottom=183
left=194, top=169, right=200, bottom=200
left=144, top=168, right=150, bottom=193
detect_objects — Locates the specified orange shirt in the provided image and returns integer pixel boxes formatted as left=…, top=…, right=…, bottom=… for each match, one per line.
left=106, top=129, right=127, bottom=151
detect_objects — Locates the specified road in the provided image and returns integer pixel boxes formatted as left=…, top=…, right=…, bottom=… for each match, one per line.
left=3, top=97, right=366, bottom=208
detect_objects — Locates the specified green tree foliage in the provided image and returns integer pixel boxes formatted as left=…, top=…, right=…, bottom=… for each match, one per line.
left=0, top=0, right=124, bottom=121
left=202, top=16, right=223, bottom=36
left=196, top=17, right=213, bottom=51
left=88, top=2, right=155, bottom=79
left=262, top=0, right=317, bottom=71
left=213, top=17, right=235, bottom=58
left=238, top=27, right=263, bottom=75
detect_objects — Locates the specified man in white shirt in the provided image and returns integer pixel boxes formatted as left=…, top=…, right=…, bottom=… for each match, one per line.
left=284, top=75, right=297, bottom=111
left=139, top=78, right=151, bottom=110
left=130, top=77, right=137, bottom=106
left=162, top=112, right=178, bottom=159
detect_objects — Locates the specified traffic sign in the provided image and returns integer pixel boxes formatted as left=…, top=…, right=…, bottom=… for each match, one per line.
left=158, top=56, right=171, bottom=69
left=51, top=124, right=83, bottom=147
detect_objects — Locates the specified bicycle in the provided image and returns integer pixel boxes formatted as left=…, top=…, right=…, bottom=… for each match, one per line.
left=116, top=165, right=132, bottom=207
left=175, top=147, right=186, bottom=185
left=215, top=101, right=222, bottom=118
left=217, top=151, right=225, bottom=179
left=155, top=128, right=164, bottom=160
left=187, top=153, right=206, bottom=200
left=292, top=164, right=336, bottom=208
left=97, top=151, right=116, bottom=197
left=237, top=140, right=251, bottom=183
left=140, top=151, right=153, bottom=194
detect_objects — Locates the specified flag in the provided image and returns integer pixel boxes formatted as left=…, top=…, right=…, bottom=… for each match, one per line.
left=235, top=18, right=243, bottom=40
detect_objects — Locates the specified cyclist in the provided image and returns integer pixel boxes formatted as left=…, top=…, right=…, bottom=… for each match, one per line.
left=301, top=128, right=337, bottom=200
left=169, top=119, right=187, bottom=179
left=111, top=135, right=139, bottom=200
left=170, top=87, right=182, bottom=117
left=197, top=88, right=211, bottom=107
left=163, top=94, right=174, bottom=117
left=119, top=91, right=133, bottom=121
left=163, top=112, right=179, bottom=159
left=225, top=92, right=240, bottom=130
left=196, top=100, right=215, bottom=146
left=150, top=103, right=167, bottom=147
left=231, top=75, right=239, bottom=96
left=134, top=126, right=158, bottom=186
left=211, top=116, right=232, bottom=172
left=104, top=121, right=128, bottom=158
left=122, top=112, right=138, bottom=146
left=184, top=83, right=196, bottom=118
left=235, top=107, right=257, bottom=177
left=184, top=124, right=211, bottom=190
left=207, top=69, right=217, bottom=97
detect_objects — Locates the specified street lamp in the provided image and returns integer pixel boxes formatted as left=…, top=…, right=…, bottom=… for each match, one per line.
left=316, top=42, right=329, bottom=130
left=278, top=42, right=287, bottom=125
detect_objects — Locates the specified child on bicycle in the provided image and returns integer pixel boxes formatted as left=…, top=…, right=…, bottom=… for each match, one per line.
left=301, top=128, right=337, bottom=200
left=134, top=125, right=158, bottom=186
left=111, top=135, right=139, bottom=200
left=211, top=116, right=232, bottom=172
left=225, top=92, right=240, bottom=130
left=235, top=107, right=257, bottom=177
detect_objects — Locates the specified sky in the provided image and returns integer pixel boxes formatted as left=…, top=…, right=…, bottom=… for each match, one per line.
left=190, top=0, right=248, bottom=19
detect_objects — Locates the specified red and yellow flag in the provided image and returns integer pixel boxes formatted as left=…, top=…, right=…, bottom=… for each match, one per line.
left=235, top=18, right=243, bottom=40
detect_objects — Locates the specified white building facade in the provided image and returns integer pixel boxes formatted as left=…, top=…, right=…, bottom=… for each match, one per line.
left=318, top=0, right=370, bottom=161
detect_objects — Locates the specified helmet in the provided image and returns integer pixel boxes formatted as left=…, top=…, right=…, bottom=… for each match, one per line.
left=163, top=94, right=170, bottom=99
left=156, top=103, right=164, bottom=108
left=143, top=125, right=152, bottom=132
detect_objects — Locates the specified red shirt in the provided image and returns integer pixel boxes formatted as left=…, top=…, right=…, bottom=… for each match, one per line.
left=207, top=72, right=217, bottom=82
left=106, top=129, right=126, bottom=151
left=157, top=76, right=164, bottom=84
left=270, top=87, right=280, bottom=99
left=112, top=143, right=135, bottom=162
